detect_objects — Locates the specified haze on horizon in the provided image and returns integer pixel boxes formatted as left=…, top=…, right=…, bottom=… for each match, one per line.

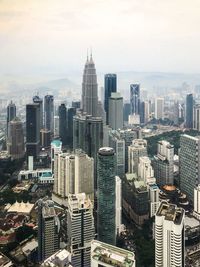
left=0, top=0, right=200, bottom=77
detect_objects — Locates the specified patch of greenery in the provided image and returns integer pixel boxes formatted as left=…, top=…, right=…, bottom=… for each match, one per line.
left=145, top=129, right=200, bottom=157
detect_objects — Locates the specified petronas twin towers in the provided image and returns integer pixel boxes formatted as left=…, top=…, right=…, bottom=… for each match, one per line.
left=81, top=54, right=99, bottom=117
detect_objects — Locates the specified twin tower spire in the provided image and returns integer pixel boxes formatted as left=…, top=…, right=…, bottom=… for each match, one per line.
left=81, top=51, right=98, bottom=117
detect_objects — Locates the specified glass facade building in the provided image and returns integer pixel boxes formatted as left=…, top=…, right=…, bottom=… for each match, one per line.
left=58, top=103, right=67, bottom=145
left=104, top=74, right=117, bottom=124
left=97, top=147, right=116, bottom=245
left=185, top=93, right=193, bottom=128
left=130, top=84, right=140, bottom=115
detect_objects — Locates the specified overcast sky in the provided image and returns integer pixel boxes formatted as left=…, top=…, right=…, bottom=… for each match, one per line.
left=0, top=0, right=200, bottom=76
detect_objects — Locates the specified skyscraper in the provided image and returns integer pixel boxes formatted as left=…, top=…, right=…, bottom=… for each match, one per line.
left=153, top=140, right=174, bottom=186
left=97, top=147, right=116, bottom=245
left=33, top=95, right=43, bottom=130
left=186, top=93, right=193, bottom=128
left=53, top=150, right=94, bottom=202
left=104, top=74, right=117, bottom=124
left=44, top=95, right=54, bottom=133
left=155, top=201, right=185, bottom=267
left=130, top=84, right=140, bottom=115
left=7, top=117, right=24, bottom=159
left=81, top=54, right=98, bottom=117
left=67, top=193, right=95, bottom=267
left=193, top=103, right=200, bottom=131
left=128, top=139, right=147, bottom=174
left=108, top=92, right=123, bottom=130
left=73, top=111, right=103, bottom=189
left=58, top=103, right=67, bottom=145
left=67, top=107, right=76, bottom=149
left=109, top=130, right=125, bottom=177
left=26, top=103, right=40, bottom=161
left=140, top=101, right=149, bottom=124
left=180, top=134, right=200, bottom=201
left=155, top=97, right=164, bottom=120
left=7, top=101, right=16, bottom=137
left=38, top=200, right=60, bottom=262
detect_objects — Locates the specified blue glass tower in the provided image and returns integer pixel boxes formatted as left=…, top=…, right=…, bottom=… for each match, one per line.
left=104, top=74, right=117, bottom=124
left=130, top=84, right=140, bottom=115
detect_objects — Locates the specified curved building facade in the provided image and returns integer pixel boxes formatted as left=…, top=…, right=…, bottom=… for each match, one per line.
left=97, top=147, right=116, bottom=245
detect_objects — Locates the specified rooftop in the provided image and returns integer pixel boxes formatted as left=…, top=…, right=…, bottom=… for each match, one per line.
left=7, top=201, right=34, bottom=214
left=91, top=240, right=135, bottom=267
left=156, top=201, right=184, bottom=225
left=0, top=253, right=13, bottom=267
left=51, top=139, right=62, bottom=147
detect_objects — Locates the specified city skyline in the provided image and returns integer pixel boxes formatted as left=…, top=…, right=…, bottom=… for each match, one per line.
left=0, top=0, right=200, bottom=77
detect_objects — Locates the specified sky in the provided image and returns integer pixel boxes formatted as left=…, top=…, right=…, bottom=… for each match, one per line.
left=0, top=0, right=200, bottom=76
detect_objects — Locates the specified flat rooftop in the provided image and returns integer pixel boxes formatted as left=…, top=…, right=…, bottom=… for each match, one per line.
left=156, top=201, right=184, bottom=225
left=91, top=240, right=135, bottom=267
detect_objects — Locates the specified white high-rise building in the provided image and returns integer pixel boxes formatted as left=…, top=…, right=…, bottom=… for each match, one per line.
left=128, top=139, right=147, bottom=174
left=115, top=176, right=122, bottom=235
left=54, top=115, right=59, bottom=137
left=138, top=156, right=156, bottom=185
left=51, top=139, right=62, bottom=173
left=194, top=185, right=200, bottom=214
left=155, top=201, right=185, bottom=267
left=91, top=240, right=136, bottom=267
left=155, top=97, right=164, bottom=120
left=108, top=92, right=123, bottom=130
left=53, top=150, right=94, bottom=202
left=68, top=193, right=95, bottom=267
left=149, top=184, right=160, bottom=217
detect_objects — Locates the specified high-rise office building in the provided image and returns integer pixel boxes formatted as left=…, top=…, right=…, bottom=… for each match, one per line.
left=33, top=95, right=43, bottom=130
left=185, top=93, right=193, bottom=128
left=115, top=176, right=122, bottom=235
left=81, top=54, right=98, bottom=117
left=149, top=184, right=160, bottom=217
left=58, top=103, right=67, bottom=146
left=130, top=84, right=140, bottom=115
left=140, top=100, right=149, bottom=124
left=193, top=103, right=200, bottom=131
left=44, top=95, right=54, bottom=133
left=155, top=97, right=164, bottom=120
left=91, top=240, right=136, bottom=267
left=7, top=101, right=16, bottom=137
left=128, top=139, right=147, bottom=174
left=123, top=102, right=131, bottom=123
left=53, top=115, right=59, bottom=138
left=26, top=103, right=40, bottom=161
left=97, top=147, right=116, bottom=245
left=155, top=201, right=185, bottom=267
left=73, top=111, right=103, bottom=189
left=104, top=74, right=117, bottom=124
left=51, top=139, right=62, bottom=173
left=109, top=130, right=125, bottom=177
left=40, top=128, right=51, bottom=148
left=108, top=92, right=123, bottom=130
left=38, top=200, right=60, bottom=262
left=180, top=134, right=200, bottom=202
left=7, top=117, right=24, bottom=159
left=53, top=150, right=94, bottom=202
left=110, top=128, right=139, bottom=172
left=67, top=193, right=95, bottom=267
left=72, top=101, right=80, bottom=109
left=194, top=185, right=200, bottom=214
left=153, top=140, right=174, bottom=186
left=67, top=107, right=76, bottom=149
